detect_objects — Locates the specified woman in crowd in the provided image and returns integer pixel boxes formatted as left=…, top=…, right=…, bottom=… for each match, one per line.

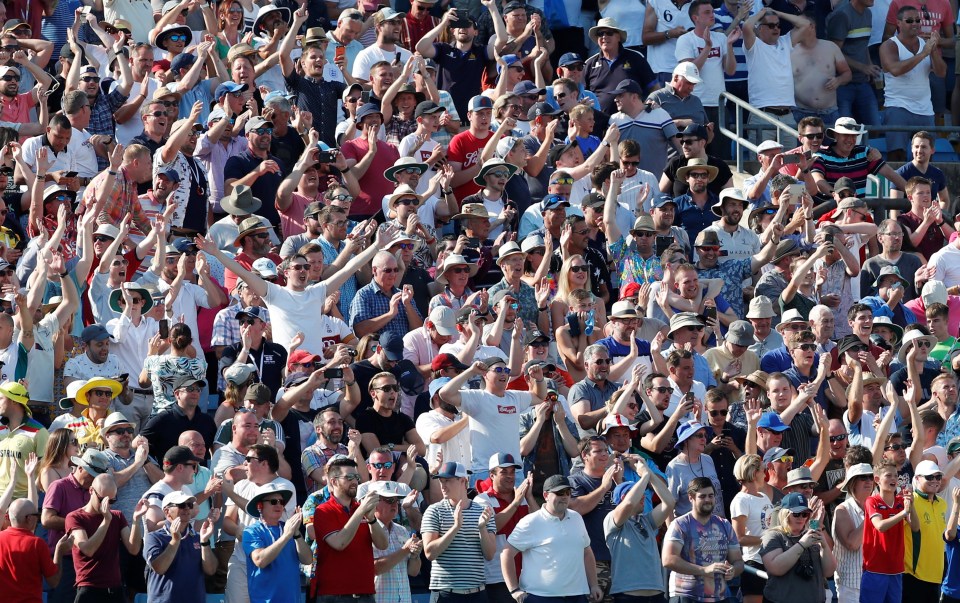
left=730, top=454, right=775, bottom=603
left=140, top=323, right=208, bottom=412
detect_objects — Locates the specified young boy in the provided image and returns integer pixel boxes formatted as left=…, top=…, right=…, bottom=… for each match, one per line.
left=860, top=458, right=919, bottom=603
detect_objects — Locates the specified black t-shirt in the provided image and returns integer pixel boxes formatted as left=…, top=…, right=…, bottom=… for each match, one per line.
left=890, top=365, right=941, bottom=401
left=355, top=407, right=415, bottom=455
left=224, top=150, right=285, bottom=229
left=569, top=470, right=615, bottom=561
left=220, top=340, right=288, bottom=399
left=141, top=405, right=216, bottom=463
left=349, top=359, right=422, bottom=420
left=663, top=154, right=734, bottom=197
left=270, top=128, right=306, bottom=174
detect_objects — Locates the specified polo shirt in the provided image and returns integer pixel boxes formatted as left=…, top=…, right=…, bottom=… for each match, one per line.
left=141, top=404, right=217, bottom=462
left=144, top=524, right=205, bottom=603
left=662, top=155, right=733, bottom=197
left=810, top=144, right=884, bottom=198
left=431, top=42, right=488, bottom=119
left=583, top=47, right=658, bottom=114
left=507, top=508, right=591, bottom=597
left=904, top=491, right=947, bottom=583
left=223, top=149, right=285, bottom=229
left=646, top=86, right=708, bottom=126
left=0, top=527, right=58, bottom=602
left=674, top=193, right=721, bottom=248
left=422, top=498, right=496, bottom=590
left=0, top=417, right=49, bottom=499
left=219, top=339, right=287, bottom=398
left=568, top=378, right=622, bottom=437
left=312, top=498, right=376, bottom=596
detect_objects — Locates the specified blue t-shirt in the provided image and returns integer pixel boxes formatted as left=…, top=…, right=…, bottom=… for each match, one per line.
left=596, top=336, right=653, bottom=365
left=243, top=521, right=303, bottom=603
left=896, top=162, right=947, bottom=198
left=144, top=526, right=205, bottom=603
left=569, top=470, right=616, bottom=562
left=944, top=533, right=960, bottom=597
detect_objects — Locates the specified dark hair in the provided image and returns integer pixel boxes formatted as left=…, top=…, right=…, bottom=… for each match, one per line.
left=249, top=443, right=279, bottom=472
left=591, top=162, right=617, bottom=189
left=687, top=476, right=714, bottom=497
left=847, top=303, right=873, bottom=321
left=688, top=0, right=712, bottom=16
left=844, top=445, right=872, bottom=468
left=327, top=455, right=358, bottom=475
left=171, top=323, right=192, bottom=350
left=897, top=4, right=919, bottom=18
left=48, top=112, right=71, bottom=131
left=578, top=435, right=606, bottom=456
left=797, top=116, right=824, bottom=132
left=921, top=409, right=946, bottom=434
left=643, top=372, right=668, bottom=389
left=666, top=349, right=693, bottom=368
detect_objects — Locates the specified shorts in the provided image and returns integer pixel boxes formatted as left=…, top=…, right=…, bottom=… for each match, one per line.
left=740, top=560, right=767, bottom=596
left=860, top=570, right=902, bottom=603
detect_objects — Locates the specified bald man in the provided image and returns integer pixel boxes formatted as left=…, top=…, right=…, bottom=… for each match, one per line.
left=0, top=498, right=74, bottom=599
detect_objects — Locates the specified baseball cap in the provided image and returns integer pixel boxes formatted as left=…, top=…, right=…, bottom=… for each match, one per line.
left=431, top=353, right=468, bottom=372
left=527, top=101, right=561, bottom=121
left=434, top=461, right=467, bottom=478
left=488, top=453, right=522, bottom=471
left=468, top=95, right=493, bottom=112
left=379, top=332, right=403, bottom=361
left=558, top=52, right=583, bottom=67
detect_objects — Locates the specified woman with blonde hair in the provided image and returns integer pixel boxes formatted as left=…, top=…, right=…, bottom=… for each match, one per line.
left=214, top=363, right=257, bottom=425
left=550, top=254, right=606, bottom=332
left=37, top=428, right=79, bottom=493
left=759, top=492, right=836, bottom=603
left=730, top=453, right=776, bottom=603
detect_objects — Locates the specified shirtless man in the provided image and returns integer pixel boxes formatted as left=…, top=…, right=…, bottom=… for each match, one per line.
left=791, top=18, right=852, bottom=127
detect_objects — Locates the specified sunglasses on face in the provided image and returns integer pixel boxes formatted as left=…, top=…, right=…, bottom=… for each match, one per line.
left=93, top=236, right=115, bottom=243
left=680, top=139, right=699, bottom=146
left=370, top=461, right=394, bottom=469
left=761, top=21, right=781, bottom=28
left=449, top=266, right=471, bottom=274
left=802, top=132, right=824, bottom=139
left=167, top=34, right=188, bottom=42
left=81, top=76, right=101, bottom=83
left=688, top=172, right=710, bottom=180
left=380, top=267, right=400, bottom=274
left=530, top=341, right=548, bottom=349
left=596, top=30, right=617, bottom=37
left=791, top=511, right=811, bottom=518
left=564, top=63, right=584, bottom=71
left=263, top=498, right=285, bottom=506
left=487, top=171, right=510, bottom=179
left=245, top=456, right=263, bottom=463
left=552, top=177, right=574, bottom=186
left=924, top=474, right=943, bottom=481
left=90, top=389, right=114, bottom=397
left=238, top=318, right=258, bottom=326
left=287, top=264, right=309, bottom=271
left=708, top=409, right=727, bottom=417
left=797, top=343, right=817, bottom=352
left=902, top=17, right=920, bottom=23
left=776, top=456, right=794, bottom=464
left=251, top=127, right=273, bottom=135
left=395, top=198, right=417, bottom=206
left=0, top=75, right=19, bottom=82
left=489, top=366, right=511, bottom=374
left=593, top=358, right=611, bottom=365
left=649, top=386, right=672, bottom=393
left=829, top=434, right=847, bottom=442
left=376, top=384, right=400, bottom=392
left=147, top=111, right=166, bottom=118
left=178, top=385, right=202, bottom=393
left=570, top=265, right=588, bottom=273
left=621, top=160, right=639, bottom=167
left=336, top=473, right=361, bottom=482
left=173, top=501, right=196, bottom=509
left=885, top=443, right=905, bottom=451
left=914, top=340, right=932, bottom=349
left=109, top=427, right=135, bottom=435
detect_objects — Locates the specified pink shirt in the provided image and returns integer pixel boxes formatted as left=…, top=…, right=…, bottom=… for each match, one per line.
left=1, top=91, right=32, bottom=124
left=278, top=192, right=321, bottom=239
left=904, top=295, right=960, bottom=334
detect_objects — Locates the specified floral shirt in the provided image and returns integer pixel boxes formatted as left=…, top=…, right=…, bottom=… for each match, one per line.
left=609, top=235, right=663, bottom=287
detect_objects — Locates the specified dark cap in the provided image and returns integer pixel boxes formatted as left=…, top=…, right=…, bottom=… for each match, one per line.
left=540, top=194, right=570, bottom=213
left=284, top=371, right=310, bottom=388
left=379, top=332, right=403, bottom=361
left=304, top=201, right=324, bottom=218
left=547, top=140, right=579, bottom=166
left=543, top=474, right=573, bottom=493
left=502, top=0, right=527, bottom=12
left=244, top=382, right=272, bottom=404
left=513, top=80, right=544, bottom=96
left=527, top=101, right=562, bottom=121
left=524, top=330, right=550, bottom=346
left=679, top=123, right=708, bottom=140
left=834, top=177, right=856, bottom=194
left=613, top=79, right=643, bottom=96
left=235, top=306, right=267, bottom=321
left=431, top=353, right=469, bottom=372
left=355, top=102, right=383, bottom=121
left=581, top=192, right=606, bottom=210
left=173, top=375, right=206, bottom=390
left=468, top=95, right=493, bottom=112
left=434, top=461, right=468, bottom=478
left=163, top=445, right=202, bottom=466
left=173, top=238, right=197, bottom=253
left=80, top=324, right=113, bottom=343
left=414, top=100, right=444, bottom=119
left=558, top=52, right=582, bottom=67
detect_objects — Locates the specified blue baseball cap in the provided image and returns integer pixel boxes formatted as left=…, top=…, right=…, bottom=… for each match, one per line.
left=781, top=492, right=811, bottom=513
left=235, top=306, right=267, bottom=321
left=540, top=194, right=569, bottom=213
left=558, top=52, right=583, bottom=67
left=468, top=95, right=493, bottom=112
left=156, top=168, right=181, bottom=183
left=172, top=238, right=197, bottom=253
left=214, top=81, right=247, bottom=100
left=613, top=480, right=637, bottom=505
left=650, top=193, right=676, bottom=209
left=378, top=332, right=403, bottom=361
left=757, top=413, right=791, bottom=432
left=496, top=54, right=522, bottom=75
left=429, top=376, right=451, bottom=399
left=513, top=80, right=543, bottom=96
left=169, top=52, right=196, bottom=73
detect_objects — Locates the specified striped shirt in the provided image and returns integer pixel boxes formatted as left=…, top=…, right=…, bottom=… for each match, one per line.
left=713, top=5, right=753, bottom=82
left=832, top=497, right=863, bottom=589
left=609, top=108, right=679, bottom=179
left=810, top=145, right=884, bottom=198
left=374, top=520, right=414, bottom=603
left=421, top=498, right=496, bottom=591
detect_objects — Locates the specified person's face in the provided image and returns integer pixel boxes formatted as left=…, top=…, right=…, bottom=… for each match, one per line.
left=377, top=18, right=401, bottom=43
left=757, top=15, right=782, bottom=43
left=482, top=361, right=511, bottom=393
left=585, top=351, right=611, bottom=382
left=371, top=65, right=394, bottom=92
left=604, top=426, right=630, bottom=452
left=376, top=496, right=401, bottom=522
left=301, top=47, right=325, bottom=77
left=767, top=377, right=793, bottom=411
left=543, top=207, right=567, bottom=231
left=693, top=3, right=715, bottom=27
left=104, top=423, right=134, bottom=450
left=371, top=376, right=399, bottom=412
left=909, top=184, right=933, bottom=213
left=899, top=9, right=922, bottom=35
left=373, top=256, right=399, bottom=289
left=849, top=311, right=874, bottom=338
left=285, top=258, right=310, bottom=288
left=231, top=57, right=253, bottom=84
left=491, top=466, right=516, bottom=492
left=828, top=421, right=848, bottom=459
left=834, top=132, right=858, bottom=156
left=670, top=357, right=695, bottom=385
left=454, top=24, right=477, bottom=43
left=618, top=154, right=640, bottom=178
left=501, top=254, right=524, bottom=279
left=883, top=439, right=907, bottom=465
left=810, top=313, right=834, bottom=340
left=143, top=102, right=168, bottom=135
left=174, top=381, right=202, bottom=410
left=337, top=18, right=362, bottom=43
left=468, top=107, right=492, bottom=132
left=759, top=427, right=783, bottom=449
left=46, top=124, right=71, bottom=153
left=919, top=470, right=943, bottom=494
left=929, top=312, right=949, bottom=340
left=672, top=75, right=696, bottom=98
left=680, top=136, right=705, bottom=158
left=438, top=476, right=466, bottom=499
left=691, top=487, right=715, bottom=515
left=86, top=338, right=111, bottom=363
left=647, top=377, right=672, bottom=410
left=465, top=215, right=491, bottom=239
left=179, top=433, right=206, bottom=460
left=696, top=244, right=720, bottom=268
left=800, top=127, right=824, bottom=151
left=676, top=269, right=699, bottom=299
left=583, top=440, right=609, bottom=471
left=790, top=339, right=816, bottom=368
left=595, top=26, right=622, bottom=53
left=610, top=316, right=638, bottom=341
left=234, top=411, right=260, bottom=447
left=652, top=203, right=677, bottom=229
left=912, top=136, right=932, bottom=163
left=504, top=7, right=527, bottom=30
left=331, top=468, right=360, bottom=497
left=248, top=124, right=273, bottom=152
left=552, top=83, right=577, bottom=112
left=686, top=168, right=710, bottom=194
left=878, top=223, right=903, bottom=252
left=367, top=451, right=394, bottom=481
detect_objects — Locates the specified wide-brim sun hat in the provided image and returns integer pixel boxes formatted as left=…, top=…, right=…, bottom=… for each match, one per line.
left=108, top=285, right=154, bottom=314
left=76, top=377, right=123, bottom=406
left=588, top=17, right=627, bottom=43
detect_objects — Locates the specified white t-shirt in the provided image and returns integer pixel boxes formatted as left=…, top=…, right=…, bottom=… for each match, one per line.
left=459, top=389, right=534, bottom=472
left=352, top=45, right=412, bottom=81
left=380, top=193, right=444, bottom=230
left=415, top=409, right=471, bottom=469
left=262, top=281, right=329, bottom=354
left=745, top=33, right=796, bottom=109
left=116, top=78, right=159, bottom=146
left=729, top=490, right=774, bottom=562
left=675, top=31, right=730, bottom=108
left=645, top=0, right=695, bottom=73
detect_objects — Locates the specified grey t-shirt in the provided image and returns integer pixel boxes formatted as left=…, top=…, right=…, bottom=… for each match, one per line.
left=603, top=511, right=666, bottom=595
left=104, top=449, right=154, bottom=523
left=666, top=454, right=725, bottom=519
left=827, top=1, right=873, bottom=84
left=758, top=529, right=828, bottom=603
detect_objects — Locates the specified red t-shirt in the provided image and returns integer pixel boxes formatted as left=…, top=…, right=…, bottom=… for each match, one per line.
left=0, top=527, right=58, bottom=602
left=447, top=130, right=493, bottom=201
left=65, top=509, right=129, bottom=588
left=339, top=138, right=400, bottom=218
left=311, top=498, right=375, bottom=596
left=863, top=493, right=905, bottom=574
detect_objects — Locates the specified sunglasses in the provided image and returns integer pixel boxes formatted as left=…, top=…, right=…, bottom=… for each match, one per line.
left=829, top=434, right=847, bottom=442
left=380, top=267, right=400, bottom=274
left=688, top=172, right=711, bottom=180
left=489, top=366, right=511, bottom=374
left=449, top=266, right=471, bottom=274
left=635, top=231, right=655, bottom=238
left=593, top=358, right=611, bottom=365
left=108, top=427, right=135, bottom=435
left=345, top=96, right=361, bottom=104
left=81, top=76, right=101, bottom=83
left=178, top=385, right=202, bottom=393
left=914, top=340, right=932, bottom=349
left=370, top=461, right=394, bottom=469
left=251, top=127, right=273, bottom=135
left=0, top=75, right=19, bottom=82
left=776, top=456, right=794, bottom=464
left=487, top=171, right=510, bottom=179
left=564, top=63, right=584, bottom=71
left=245, top=456, right=263, bottom=463
left=147, top=111, right=166, bottom=118
left=375, top=384, right=400, bottom=392
left=263, top=498, right=285, bottom=505
left=649, top=386, right=672, bottom=393
left=798, top=343, right=818, bottom=352
left=287, top=264, right=309, bottom=271
left=761, top=22, right=781, bottom=28
left=924, top=474, right=943, bottom=481
left=621, top=160, right=639, bottom=166
left=329, top=194, right=353, bottom=202
left=395, top=198, right=417, bottom=206
left=802, top=132, right=824, bottom=139
left=90, top=389, right=114, bottom=397
left=708, top=409, right=727, bottom=417
left=791, top=511, right=811, bottom=518
left=167, top=34, right=188, bottom=42
left=570, top=265, right=589, bottom=273
left=902, top=17, right=920, bottom=23
left=337, top=473, right=362, bottom=482
left=173, top=501, right=196, bottom=509
left=93, top=235, right=115, bottom=243
left=885, top=443, right=905, bottom=451
left=596, top=30, right=617, bottom=37
left=680, top=139, right=699, bottom=146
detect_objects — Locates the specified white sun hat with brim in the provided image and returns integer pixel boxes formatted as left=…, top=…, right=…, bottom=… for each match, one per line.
left=245, top=482, right=294, bottom=518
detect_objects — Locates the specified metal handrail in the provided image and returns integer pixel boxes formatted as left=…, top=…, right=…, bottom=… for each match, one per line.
left=717, top=92, right=800, bottom=173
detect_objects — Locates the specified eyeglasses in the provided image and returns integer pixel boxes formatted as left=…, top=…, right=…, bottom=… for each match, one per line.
left=570, top=265, right=588, bottom=273
left=167, top=34, right=188, bottom=42
left=178, top=385, right=202, bottom=393
left=564, top=63, right=584, bottom=71
left=596, top=30, right=617, bottom=37
left=90, top=389, right=114, bottom=397
left=245, top=456, right=263, bottom=463
left=680, top=139, right=699, bottom=146
left=776, top=455, right=794, bottom=464
left=335, top=473, right=361, bottom=481
left=791, top=511, right=811, bottom=518
left=108, top=427, right=134, bottom=435
left=0, top=75, right=19, bottom=82
left=489, top=366, right=511, bottom=374
left=885, top=443, right=905, bottom=451
left=173, top=501, right=196, bottom=509
left=688, top=172, right=710, bottom=180
left=370, top=461, right=394, bottom=469
left=287, top=264, right=309, bottom=271
left=379, top=267, right=400, bottom=274
left=708, top=409, right=727, bottom=417
left=649, top=386, right=672, bottom=393
left=924, top=474, right=943, bottom=481
left=593, top=358, right=611, bottom=365
left=829, top=434, right=847, bottom=443
left=251, top=127, right=273, bottom=135
left=263, top=498, right=285, bottom=505
left=81, top=76, right=101, bottom=83
left=375, top=384, right=400, bottom=392
left=395, top=198, right=418, bottom=206
left=147, top=111, right=166, bottom=118
left=902, top=17, right=920, bottom=23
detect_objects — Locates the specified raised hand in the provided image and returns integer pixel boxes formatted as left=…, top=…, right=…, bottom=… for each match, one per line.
left=283, top=510, right=303, bottom=538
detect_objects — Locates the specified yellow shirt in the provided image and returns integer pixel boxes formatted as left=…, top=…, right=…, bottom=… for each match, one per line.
left=63, top=409, right=105, bottom=449
left=904, top=490, right=947, bottom=583
left=0, top=418, right=49, bottom=498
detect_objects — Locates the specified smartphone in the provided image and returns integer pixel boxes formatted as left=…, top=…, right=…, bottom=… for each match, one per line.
left=65, top=171, right=78, bottom=178
left=782, top=154, right=801, bottom=165
left=335, top=45, right=345, bottom=62
left=159, top=319, right=169, bottom=339
left=704, top=306, right=716, bottom=323
left=787, top=183, right=805, bottom=198
left=809, top=519, right=820, bottom=530
left=81, top=5, right=91, bottom=14
left=824, top=232, right=834, bottom=245
left=466, top=236, right=480, bottom=248
left=317, top=149, right=337, bottom=163
left=655, top=236, right=672, bottom=258
left=684, top=391, right=695, bottom=403
left=360, top=90, right=371, bottom=104
left=324, top=368, right=343, bottom=379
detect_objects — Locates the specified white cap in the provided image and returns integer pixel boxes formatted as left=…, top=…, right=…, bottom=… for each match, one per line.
left=922, top=280, right=948, bottom=306
left=915, top=459, right=942, bottom=477
left=672, top=61, right=702, bottom=84
left=161, top=490, right=196, bottom=508
left=251, top=258, right=278, bottom=278
left=757, top=140, right=784, bottom=153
